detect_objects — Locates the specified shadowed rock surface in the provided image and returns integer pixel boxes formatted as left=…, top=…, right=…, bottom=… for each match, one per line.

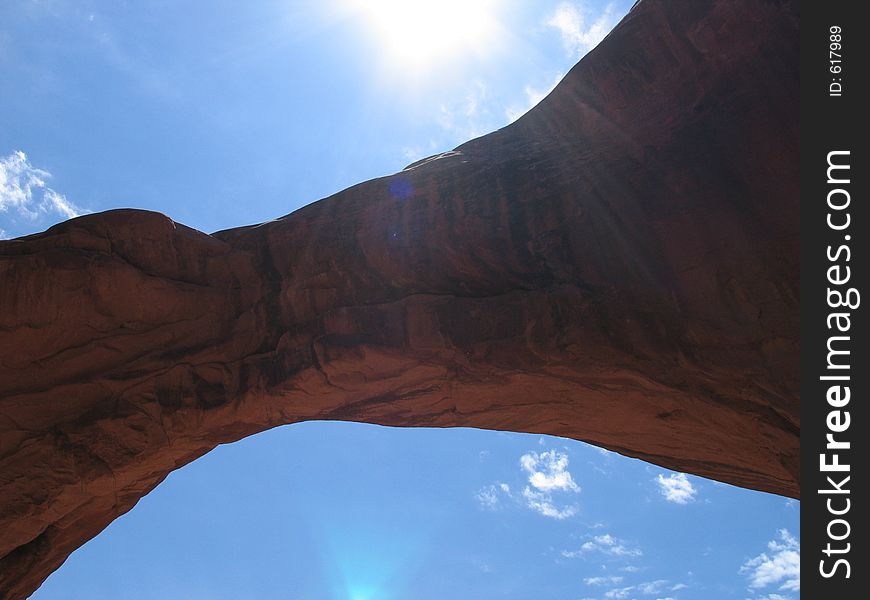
left=0, top=0, right=798, bottom=597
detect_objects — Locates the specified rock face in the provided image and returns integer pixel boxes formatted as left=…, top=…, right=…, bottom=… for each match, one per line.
left=0, top=0, right=798, bottom=597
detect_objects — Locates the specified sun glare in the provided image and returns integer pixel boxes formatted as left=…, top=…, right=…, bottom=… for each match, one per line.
left=354, top=0, right=500, bottom=66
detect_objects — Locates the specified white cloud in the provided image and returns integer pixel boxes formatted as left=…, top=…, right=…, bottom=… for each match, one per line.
left=0, top=150, right=83, bottom=226
left=545, top=1, right=621, bottom=58
left=566, top=533, right=642, bottom=558
left=521, top=450, right=580, bottom=493
left=519, top=449, right=580, bottom=519
left=655, top=472, right=697, bottom=504
left=740, top=529, right=800, bottom=593
left=584, top=576, right=623, bottom=586
left=475, top=447, right=580, bottom=519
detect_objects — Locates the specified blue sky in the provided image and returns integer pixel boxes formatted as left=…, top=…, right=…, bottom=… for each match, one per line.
left=29, top=423, right=799, bottom=600
left=2, top=1, right=799, bottom=598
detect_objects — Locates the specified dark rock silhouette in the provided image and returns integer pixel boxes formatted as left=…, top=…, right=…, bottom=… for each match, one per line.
left=0, top=0, right=798, bottom=597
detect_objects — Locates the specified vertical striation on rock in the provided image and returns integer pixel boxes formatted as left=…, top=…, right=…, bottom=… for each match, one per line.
left=0, top=1, right=798, bottom=597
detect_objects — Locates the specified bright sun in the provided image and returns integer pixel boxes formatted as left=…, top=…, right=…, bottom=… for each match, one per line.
left=354, top=0, right=500, bottom=66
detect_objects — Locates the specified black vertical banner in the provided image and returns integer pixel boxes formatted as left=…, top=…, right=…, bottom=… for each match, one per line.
left=802, top=0, right=867, bottom=597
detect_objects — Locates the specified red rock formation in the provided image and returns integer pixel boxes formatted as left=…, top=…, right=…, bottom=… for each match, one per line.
left=0, top=0, right=798, bottom=597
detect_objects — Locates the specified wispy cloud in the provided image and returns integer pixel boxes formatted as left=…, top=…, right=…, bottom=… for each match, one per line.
left=475, top=484, right=501, bottom=509
left=603, top=579, right=679, bottom=599
left=437, top=80, right=494, bottom=142
left=546, top=1, right=620, bottom=58
left=0, top=150, right=83, bottom=230
left=636, top=580, right=668, bottom=594
left=522, top=486, right=577, bottom=519
left=505, top=72, right=563, bottom=123
left=564, top=533, right=642, bottom=559
left=740, top=529, right=800, bottom=593
left=402, top=139, right=442, bottom=164
left=520, top=449, right=580, bottom=519
left=43, top=188, right=80, bottom=219
left=584, top=575, right=623, bottom=586
left=470, top=557, right=494, bottom=573
left=604, top=585, right=634, bottom=599
left=475, top=482, right=511, bottom=509
left=655, top=472, right=697, bottom=504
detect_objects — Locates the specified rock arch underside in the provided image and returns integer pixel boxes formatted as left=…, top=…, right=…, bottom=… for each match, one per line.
left=0, top=1, right=799, bottom=597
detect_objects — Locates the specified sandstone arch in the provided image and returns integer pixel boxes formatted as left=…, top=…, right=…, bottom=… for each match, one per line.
left=0, top=1, right=799, bottom=597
